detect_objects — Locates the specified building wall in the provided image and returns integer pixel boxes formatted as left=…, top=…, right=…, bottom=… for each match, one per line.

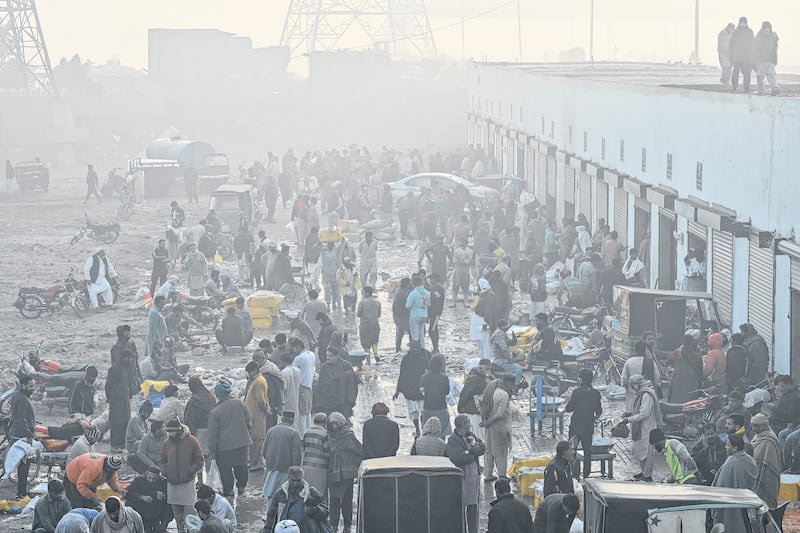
left=466, top=62, right=800, bottom=377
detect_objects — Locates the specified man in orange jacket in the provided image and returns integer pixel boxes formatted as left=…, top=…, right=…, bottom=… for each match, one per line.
left=64, top=453, right=123, bottom=509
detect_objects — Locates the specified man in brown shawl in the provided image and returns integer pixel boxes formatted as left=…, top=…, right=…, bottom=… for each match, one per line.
left=751, top=413, right=781, bottom=509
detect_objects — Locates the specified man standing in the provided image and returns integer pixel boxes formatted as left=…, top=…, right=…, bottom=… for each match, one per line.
left=262, top=411, right=302, bottom=508
left=649, top=428, right=702, bottom=484
left=421, top=235, right=452, bottom=282
left=207, top=379, right=252, bottom=502
left=160, top=419, right=203, bottom=533
left=290, top=338, right=315, bottom=435
left=393, top=341, right=430, bottom=437
left=244, top=361, right=270, bottom=472
left=718, top=22, right=735, bottom=86
left=481, top=375, right=514, bottom=483
left=106, top=353, right=132, bottom=453
left=730, top=17, right=755, bottom=92
left=301, top=413, right=330, bottom=497
left=302, top=289, right=327, bottom=338
left=621, top=374, right=661, bottom=482
left=621, top=248, right=645, bottom=286
left=446, top=415, right=485, bottom=533
left=319, top=242, right=341, bottom=311
left=753, top=21, right=780, bottom=95
left=185, top=243, right=208, bottom=297
left=336, top=256, right=360, bottom=313
left=427, top=273, right=445, bottom=355
left=5, top=160, right=14, bottom=194
left=84, top=164, right=101, bottom=205
left=712, top=434, right=758, bottom=533
left=392, top=277, right=412, bottom=353
left=488, top=478, right=535, bottom=533
left=84, top=248, right=116, bottom=311
left=358, top=231, right=378, bottom=289
left=458, top=359, right=490, bottom=441
left=405, top=275, right=430, bottom=347
left=184, top=163, right=199, bottom=204
left=315, top=347, right=358, bottom=419
left=543, top=441, right=576, bottom=498
left=32, top=479, right=71, bottom=533
left=327, top=412, right=364, bottom=533
left=69, top=366, right=98, bottom=417
left=566, top=369, right=602, bottom=478
left=144, top=296, right=168, bottom=360
left=362, top=402, right=399, bottom=459
left=111, top=324, right=141, bottom=395
left=357, top=286, right=382, bottom=364
left=10, top=375, right=36, bottom=499
left=150, top=240, right=170, bottom=298
left=750, top=413, right=781, bottom=509
left=452, top=238, right=473, bottom=307
left=531, top=494, right=579, bottom=533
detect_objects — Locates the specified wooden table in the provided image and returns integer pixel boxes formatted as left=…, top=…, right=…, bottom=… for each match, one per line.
left=576, top=452, right=616, bottom=479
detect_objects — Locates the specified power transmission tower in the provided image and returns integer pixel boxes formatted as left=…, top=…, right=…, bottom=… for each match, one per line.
left=0, top=0, right=55, bottom=93
left=281, top=0, right=436, bottom=58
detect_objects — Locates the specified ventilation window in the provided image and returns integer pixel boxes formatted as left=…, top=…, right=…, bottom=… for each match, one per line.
left=696, top=162, right=703, bottom=191
left=601, top=138, right=606, bottom=160
left=620, top=140, right=625, bottom=162
left=583, top=132, right=588, bottom=153
left=666, top=153, right=673, bottom=180
left=568, top=125, right=573, bottom=144
left=541, top=117, right=545, bottom=135
left=641, top=148, right=647, bottom=173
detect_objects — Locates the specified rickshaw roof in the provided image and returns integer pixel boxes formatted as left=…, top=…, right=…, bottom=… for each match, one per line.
left=585, top=479, right=765, bottom=508
left=359, top=456, right=464, bottom=477
left=212, top=184, right=252, bottom=194
left=615, top=286, right=714, bottom=299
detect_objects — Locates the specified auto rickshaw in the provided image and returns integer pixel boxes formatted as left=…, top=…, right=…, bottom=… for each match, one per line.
left=583, top=479, right=780, bottom=533
left=356, top=456, right=464, bottom=533
left=208, top=184, right=254, bottom=233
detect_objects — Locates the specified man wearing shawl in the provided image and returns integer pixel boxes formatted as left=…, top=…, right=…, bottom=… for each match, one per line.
left=621, top=374, right=661, bottom=482
left=184, top=243, right=207, bottom=297
left=327, top=412, right=363, bottom=533
left=712, top=433, right=757, bottom=533
left=751, top=413, right=781, bottom=509
left=89, top=496, right=144, bottom=533
left=262, top=411, right=302, bottom=510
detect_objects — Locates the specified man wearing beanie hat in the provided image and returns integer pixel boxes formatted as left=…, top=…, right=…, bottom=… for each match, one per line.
left=649, top=428, right=701, bottom=484
left=65, top=453, right=123, bottom=509
left=458, top=359, right=491, bottom=441
left=160, top=419, right=203, bottom=533
left=750, top=413, right=780, bottom=508
left=729, top=16, right=755, bottom=92
left=207, top=379, right=252, bottom=502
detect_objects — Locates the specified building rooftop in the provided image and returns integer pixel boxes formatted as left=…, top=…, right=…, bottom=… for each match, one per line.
left=479, top=61, right=800, bottom=97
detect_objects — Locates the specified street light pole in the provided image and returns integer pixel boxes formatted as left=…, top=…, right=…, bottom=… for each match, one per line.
left=691, top=0, right=700, bottom=62
left=589, top=0, right=595, bottom=63
left=517, top=0, right=523, bottom=61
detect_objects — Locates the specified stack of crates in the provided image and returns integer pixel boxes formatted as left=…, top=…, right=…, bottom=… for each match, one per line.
left=319, top=227, right=343, bottom=243
left=247, top=291, right=285, bottom=332
left=338, top=219, right=360, bottom=242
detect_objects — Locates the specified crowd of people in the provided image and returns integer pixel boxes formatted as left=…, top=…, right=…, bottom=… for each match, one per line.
left=718, top=16, right=780, bottom=95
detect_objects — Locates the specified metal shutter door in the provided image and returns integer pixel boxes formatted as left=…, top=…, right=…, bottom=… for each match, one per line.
left=792, top=259, right=800, bottom=290
left=537, top=154, right=547, bottom=201
left=711, top=230, right=734, bottom=326
left=596, top=181, right=608, bottom=226
left=688, top=221, right=706, bottom=240
left=748, top=235, right=774, bottom=354
left=614, top=188, right=628, bottom=246
left=546, top=156, right=556, bottom=198
left=579, top=172, right=591, bottom=223
left=565, top=166, right=576, bottom=204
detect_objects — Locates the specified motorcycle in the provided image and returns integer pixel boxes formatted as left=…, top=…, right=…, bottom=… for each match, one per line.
left=76, top=275, right=120, bottom=306
left=164, top=289, right=220, bottom=333
left=14, top=270, right=92, bottom=319
left=660, top=388, right=725, bottom=440
left=70, top=214, right=120, bottom=245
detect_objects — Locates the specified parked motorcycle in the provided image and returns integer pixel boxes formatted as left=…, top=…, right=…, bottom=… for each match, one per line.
left=14, top=270, right=92, bottom=319
left=69, top=214, right=120, bottom=245
left=75, top=275, right=120, bottom=306
left=165, top=289, right=220, bottom=333
left=661, top=388, right=724, bottom=439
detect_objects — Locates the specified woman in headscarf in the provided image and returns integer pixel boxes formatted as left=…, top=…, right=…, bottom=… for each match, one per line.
left=184, top=376, right=216, bottom=483
left=666, top=334, right=704, bottom=404
left=411, top=417, right=446, bottom=456
left=470, top=279, right=497, bottom=357
left=327, top=413, right=364, bottom=533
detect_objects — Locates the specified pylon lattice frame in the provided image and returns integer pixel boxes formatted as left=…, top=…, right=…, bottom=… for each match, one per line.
left=0, top=0, right=54, bottom=93
left=281, top=0, right=437, bottom=58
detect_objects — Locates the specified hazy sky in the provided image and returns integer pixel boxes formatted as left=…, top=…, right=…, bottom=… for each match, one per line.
left=36, top=0, right=800, bottom=68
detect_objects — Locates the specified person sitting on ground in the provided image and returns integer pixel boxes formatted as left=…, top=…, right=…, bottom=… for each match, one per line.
left=129, top=419, right=166, bottom=475
left=543, top=441, right=576, bottom=497
left=411, top=417, right=447, bottom=457
left=692, top=423, right=726, bottom=484
left=91, top=496, right=144, bottom=533
left=650, top=428, right=702, bottom=484
left=189, top=499, right=231, bottom=533
left=67, top=428, right=101, bottom=466
left=490, top=319, right=527, bottom=393
left=197, top=484, right=236, bottom=528
left=33, top=479, right=71, bottom=533
left=125, top=466, right=172, bottom=533
left=215, top=307, right=246, bottom=354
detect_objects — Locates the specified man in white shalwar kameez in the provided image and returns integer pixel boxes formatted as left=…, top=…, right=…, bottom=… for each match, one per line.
left=84, top=247, right=117, bottom=310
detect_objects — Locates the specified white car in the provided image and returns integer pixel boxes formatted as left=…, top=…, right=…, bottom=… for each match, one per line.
left=388, top=172, right=500, bottom=203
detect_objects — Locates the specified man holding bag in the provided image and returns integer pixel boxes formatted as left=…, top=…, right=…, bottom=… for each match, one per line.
left=620, top=374, right=661, bottom=482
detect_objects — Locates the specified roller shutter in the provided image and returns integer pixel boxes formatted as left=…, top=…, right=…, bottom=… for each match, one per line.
left=537, top=152, right=547, bottom=201
left=793, top=259, right=800, bottom=290
left=546, top=156, right=556, bottom=198
left=614, top=188, right=628, bottom=246
left=579, top=172, right=591, bottom=223
left=688, top=221, right=707, bottom=240
left=748, top=234, right=774, bottom=355
left=565, top=166, right=576, bottom=204
left=711, top=230, right=734, bottom=326
left=596, top=180, right=609, bottom=227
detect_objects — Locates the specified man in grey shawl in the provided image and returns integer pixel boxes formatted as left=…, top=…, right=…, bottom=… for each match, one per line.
left=751, top=413, right=781, bottom=509
left=184, top=243, right=207, bottom=297
left=446, top=414, right=486, bottom=533
left=712, top=433, right=757, bottom=533
left=621, top=374, right=661, bottom=482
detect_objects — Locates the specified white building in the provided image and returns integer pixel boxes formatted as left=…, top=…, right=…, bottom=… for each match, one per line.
left=467, top=61, right=800, bottom=375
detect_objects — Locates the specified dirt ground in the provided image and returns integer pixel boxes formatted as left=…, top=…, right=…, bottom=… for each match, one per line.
left=0, top=174, right=666, bottom=531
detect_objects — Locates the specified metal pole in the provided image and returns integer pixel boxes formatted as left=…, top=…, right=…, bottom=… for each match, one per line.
left=589, top=0, right=594, bottom=63
left=692, top=0, right=700, bottom=62
left=517, top=0, right=522, bottom=61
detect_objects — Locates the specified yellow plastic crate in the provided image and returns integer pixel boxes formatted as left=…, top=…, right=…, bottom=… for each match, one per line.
left=320, top=227, right=342, bottom=243
left=253, top=316, right=273, bottom=330
left=518, top=467, right=545, bottom=496
left=779, top=474, right=800, bottom=502
left=222, top=297, right=238, bottom=312
left=248, top=292, right=285, bottom=308
left=508, top=455, right=551, bottom=478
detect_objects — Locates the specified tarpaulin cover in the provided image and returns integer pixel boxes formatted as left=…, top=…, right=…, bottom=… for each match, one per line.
left=357, top=456, right=464, bottom=533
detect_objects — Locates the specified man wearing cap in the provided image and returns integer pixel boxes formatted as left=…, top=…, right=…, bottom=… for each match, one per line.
left=64, top=453, right=123, bottom=509
left=67, top=427, right=101, bottom=466
left=621, top=374, right=661, bottom=482
left=750, top=413, right=780, bottom=509
left=262, top=412, right=302, bottom=508
left=84, top=248, right=117, bottom=311
left=650, top=428, right=701, bottom=484
left=207, top=379, right=252, bottom=502
left=160, top=419, right=204, bottom=533
left=131, top=419, right=166, bottom=475
left=126, top=466, right=171, bottom=533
